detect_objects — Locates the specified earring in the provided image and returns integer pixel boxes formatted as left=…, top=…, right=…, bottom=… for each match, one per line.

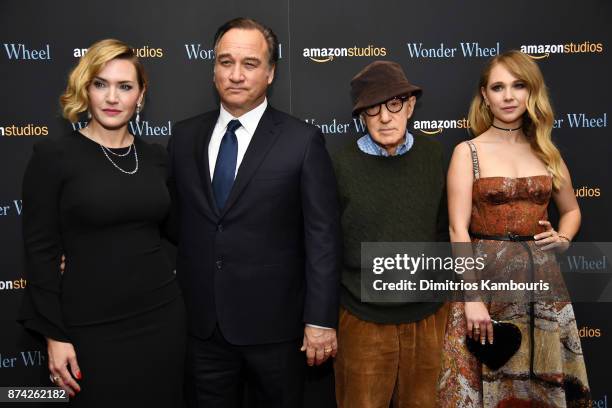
left=135, top=102, right=141, bottom=124
left=87, top=110, right=92, bottom=119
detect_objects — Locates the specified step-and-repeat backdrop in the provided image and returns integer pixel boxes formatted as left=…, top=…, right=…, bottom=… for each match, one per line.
left=1, top=1, right=610, bottom=406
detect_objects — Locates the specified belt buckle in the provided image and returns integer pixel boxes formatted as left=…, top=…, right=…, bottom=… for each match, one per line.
left=508, top=232, right=519, bottom=241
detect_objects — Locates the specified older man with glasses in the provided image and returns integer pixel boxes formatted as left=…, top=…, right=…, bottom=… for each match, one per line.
left=332, top=61, right=450, bottom=408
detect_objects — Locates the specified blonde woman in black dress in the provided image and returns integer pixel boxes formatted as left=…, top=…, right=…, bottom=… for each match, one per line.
left=18, top=39, right=185, bottom=407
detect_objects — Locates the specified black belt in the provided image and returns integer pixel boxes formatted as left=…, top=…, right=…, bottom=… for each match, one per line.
left=470, top=232, right=534, bottom=242
left=469, top=231, right=536, bottom=377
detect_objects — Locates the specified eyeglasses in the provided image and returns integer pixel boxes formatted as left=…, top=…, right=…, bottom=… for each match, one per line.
left=363, top=96, right=409, bottom=117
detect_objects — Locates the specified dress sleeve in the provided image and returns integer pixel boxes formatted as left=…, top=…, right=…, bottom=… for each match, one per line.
left=162, top=136, right=179, bottom=245
left=17, top=139, right=70, bottom=342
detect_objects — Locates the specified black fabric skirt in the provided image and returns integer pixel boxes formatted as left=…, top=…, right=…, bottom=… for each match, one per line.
left=66, top=297, right=186, bottom=407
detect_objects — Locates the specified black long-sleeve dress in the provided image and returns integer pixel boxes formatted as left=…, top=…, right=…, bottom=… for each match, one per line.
left=18, top=130, right=185, bottom=407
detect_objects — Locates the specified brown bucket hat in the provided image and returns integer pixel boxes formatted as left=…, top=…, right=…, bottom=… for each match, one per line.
left=350, top=60, right=422, bottom=116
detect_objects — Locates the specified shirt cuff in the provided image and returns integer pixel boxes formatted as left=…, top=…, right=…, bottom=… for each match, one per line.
left=305, top=323, right=333, bottom=330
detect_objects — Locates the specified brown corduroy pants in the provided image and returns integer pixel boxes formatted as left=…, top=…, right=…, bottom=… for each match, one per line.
left=334, top=304, right=449, bottom=408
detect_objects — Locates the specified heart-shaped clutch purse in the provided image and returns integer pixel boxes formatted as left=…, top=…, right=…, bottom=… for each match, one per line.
left=465, top=321, right=522, bottom=371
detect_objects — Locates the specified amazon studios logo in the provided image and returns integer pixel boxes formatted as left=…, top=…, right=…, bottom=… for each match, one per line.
left=520, top=41, right=604, bottom=59
left=0, top=124, right=48, bottom=136
left=73, top=45, right=164, bottom=58
left=575, top=186, right=601, bottom=199
left=0, top=278, right=26, bottom=291
left=303, top=45, right=387, bottom=63
left=412, top=118, right=470, bottom=135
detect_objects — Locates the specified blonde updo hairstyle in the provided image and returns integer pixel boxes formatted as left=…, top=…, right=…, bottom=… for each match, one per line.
left=60, top=39, right=147, bottom=123
left=468, top=50, right=565, bottom=189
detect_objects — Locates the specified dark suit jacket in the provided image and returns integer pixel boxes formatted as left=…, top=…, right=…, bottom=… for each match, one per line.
left=167, top=105, right=341, bottom=345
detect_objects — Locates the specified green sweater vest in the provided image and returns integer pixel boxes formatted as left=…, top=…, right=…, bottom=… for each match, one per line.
left=332, top=134, right=448, bottom=323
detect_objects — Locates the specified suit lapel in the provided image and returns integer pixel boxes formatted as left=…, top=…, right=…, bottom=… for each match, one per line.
left=219, top=106, right=281, bottom=218
left=193, top=113, right=220, bottom=217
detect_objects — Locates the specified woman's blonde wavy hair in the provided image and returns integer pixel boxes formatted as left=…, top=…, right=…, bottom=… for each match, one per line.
left=60, top=39, right=147, bottom=123
left=468, top=50, right=564, bottom=189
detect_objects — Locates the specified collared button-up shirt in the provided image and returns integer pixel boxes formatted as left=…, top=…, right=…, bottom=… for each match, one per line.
left=357, top=131, right=414, bottom=156
left=208, top=98, right=268, bottom=179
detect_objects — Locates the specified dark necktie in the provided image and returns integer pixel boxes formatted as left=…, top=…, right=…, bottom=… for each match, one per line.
left=212, top=119, right=241, bottom=210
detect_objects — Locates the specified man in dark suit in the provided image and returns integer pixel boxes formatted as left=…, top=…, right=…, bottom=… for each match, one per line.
left=167, top=17, right=341, bottom=407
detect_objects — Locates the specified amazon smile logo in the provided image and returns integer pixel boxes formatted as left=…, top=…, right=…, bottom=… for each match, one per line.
left=412, top=118, right=469, bottom=135
left=302, top=45, right=387, bottom=63
left=520, top=41, right=603, bottom=59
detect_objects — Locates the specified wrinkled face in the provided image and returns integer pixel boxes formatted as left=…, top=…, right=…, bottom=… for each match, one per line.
left=362, top=95, right=416, bottom=155
left=214, top=28, right=275, bottom=117
left=87, top=58, right=143, bottom=130
left=481, top=63, right=529, bottom=126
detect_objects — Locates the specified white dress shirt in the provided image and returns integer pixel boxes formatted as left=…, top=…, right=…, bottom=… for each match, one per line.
left=208, top=99, right=268, bottom=180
